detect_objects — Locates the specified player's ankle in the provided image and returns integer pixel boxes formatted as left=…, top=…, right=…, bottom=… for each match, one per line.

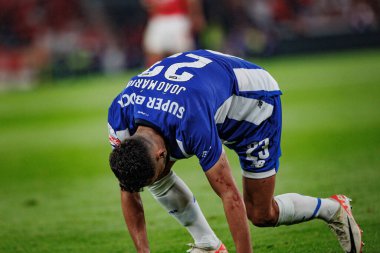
left=317, top=198, right=340, bottom=222
left=195, top=235, right=220, bottom=249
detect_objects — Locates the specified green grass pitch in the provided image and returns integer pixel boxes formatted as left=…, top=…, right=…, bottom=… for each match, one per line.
left=0, top=49, right=379, bottom=253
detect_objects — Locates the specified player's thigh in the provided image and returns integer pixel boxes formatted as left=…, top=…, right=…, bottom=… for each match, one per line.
left=143, top=15, right=193, bottom=54
left=239, top=96, right=281, bottom=222
left=243, top=175, right=279, bottom=226
left=243, top=175, right=276, bottom=212
left=168, top=16, right=194, bottom=52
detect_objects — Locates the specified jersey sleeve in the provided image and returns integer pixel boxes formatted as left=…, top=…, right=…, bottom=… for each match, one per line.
left=108, top=96, right=131, bottom=148
left=185, top=115, right=223, bottom=171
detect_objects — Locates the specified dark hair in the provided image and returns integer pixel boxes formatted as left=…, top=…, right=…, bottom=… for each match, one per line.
left=109, top=137, right=155, bottom=192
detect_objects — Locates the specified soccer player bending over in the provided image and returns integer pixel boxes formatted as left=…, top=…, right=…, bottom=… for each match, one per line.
left=108, top=49, right=363, bottom=253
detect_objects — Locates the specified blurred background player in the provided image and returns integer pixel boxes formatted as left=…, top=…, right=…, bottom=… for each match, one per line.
left=141, top=0, right=205, bottom=67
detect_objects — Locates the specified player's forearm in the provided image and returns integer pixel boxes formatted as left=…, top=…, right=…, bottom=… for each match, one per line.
left=206, top=152, right=253, bottom=253
left=120, top=191, right=150, bottom=253
left=220, top=192, right=252, bottom=253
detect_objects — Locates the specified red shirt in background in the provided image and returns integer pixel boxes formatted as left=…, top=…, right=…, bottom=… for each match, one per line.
left=144, top=0, right=189, bottom=16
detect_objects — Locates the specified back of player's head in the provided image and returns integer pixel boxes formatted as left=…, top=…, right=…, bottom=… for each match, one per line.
left=109, top=136, right=155, bottom=192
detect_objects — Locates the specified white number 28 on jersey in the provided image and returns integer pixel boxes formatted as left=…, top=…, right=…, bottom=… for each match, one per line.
left=138, top=53, right=213, bottom=82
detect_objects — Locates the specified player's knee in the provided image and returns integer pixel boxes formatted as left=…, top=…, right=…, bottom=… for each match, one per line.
left=252, top=212, right=277, bottom=227
left=246, top=206, right=277, bottom=227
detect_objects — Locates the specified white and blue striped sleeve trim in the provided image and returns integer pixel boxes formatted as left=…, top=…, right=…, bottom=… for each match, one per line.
left=233, top=68, right=280, bottom=92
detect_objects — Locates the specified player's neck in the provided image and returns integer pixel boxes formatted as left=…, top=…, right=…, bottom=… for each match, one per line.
left=135, top=126, right=165, bottom=149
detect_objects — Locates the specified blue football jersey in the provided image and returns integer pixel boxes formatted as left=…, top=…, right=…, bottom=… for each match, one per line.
left=108, top=50, right=282, bottom=172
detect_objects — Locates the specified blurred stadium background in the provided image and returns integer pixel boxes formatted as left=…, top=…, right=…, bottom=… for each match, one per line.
left=1, top=0, right=380, bottom=89
left=1, top=1, right=380, bottom=253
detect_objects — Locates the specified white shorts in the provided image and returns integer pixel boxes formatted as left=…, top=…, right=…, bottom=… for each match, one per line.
left=143, top=14, right=195, bottom=55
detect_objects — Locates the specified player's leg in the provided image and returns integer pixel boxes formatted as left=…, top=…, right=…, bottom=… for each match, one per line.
left=243, top=177, right=363, bottom=252
left=237, top=94, right=282, bottom=226
left=147, top=170, right=223, bottom=250
left=239, top=94, right=362, bottom=251
left=274, top=192, right=340, bottom=225
left=242, top=174, right=278, bottom=226
left=142, top=16, right=166, bottom=67
left=165, top=15, right=195, bottom=53
left=242, top=175, right=340, bottom=226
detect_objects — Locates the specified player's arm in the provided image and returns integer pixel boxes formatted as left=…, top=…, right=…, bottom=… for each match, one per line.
left=119, top=160, right=175, bottom=253
left=205, top=150, right=253, bottom=253
left=120, top=191, right=150, bottom=253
